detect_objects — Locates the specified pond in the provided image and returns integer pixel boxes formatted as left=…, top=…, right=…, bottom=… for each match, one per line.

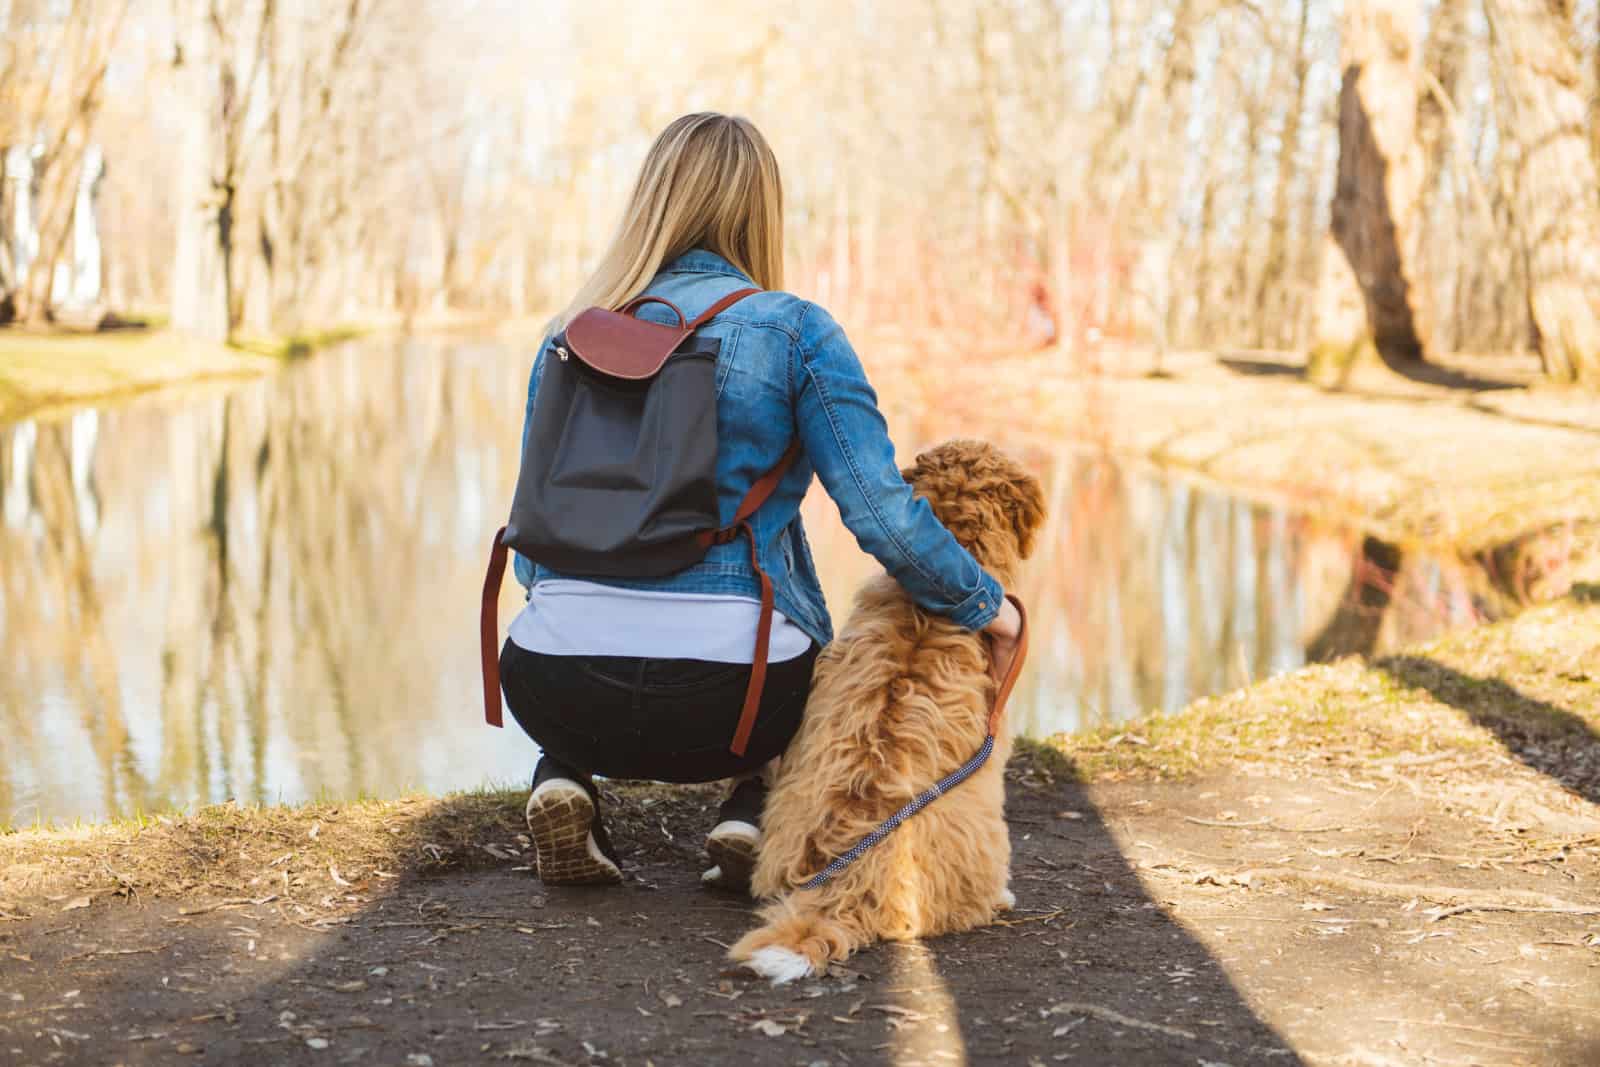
left=0, top=337, right=1491, bottom=826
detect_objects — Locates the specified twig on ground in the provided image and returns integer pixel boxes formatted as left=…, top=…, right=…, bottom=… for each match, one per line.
left=1428, top=903, right=1600, bottom=922
left=60, top=944, right=167, bottom=963
left=1154, top=862, right=1599, bottom=916
left=993, top=908, right=1066, bottom=927
left=1048, top=1000, right=1198, bottom=1041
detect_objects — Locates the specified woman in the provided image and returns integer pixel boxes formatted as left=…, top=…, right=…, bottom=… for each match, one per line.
left=501, top=112, right=1022, bottom=889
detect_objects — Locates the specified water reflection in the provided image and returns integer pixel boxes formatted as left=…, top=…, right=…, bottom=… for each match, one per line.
left=1, top=339, right=1493, bottom=825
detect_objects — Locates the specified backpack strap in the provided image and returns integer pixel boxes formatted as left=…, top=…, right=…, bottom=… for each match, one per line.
left=689, top=287, right=761, bottom=330
left=481, top=526, right=511, bottom=727
left=696, top=440, right=803, bottom=755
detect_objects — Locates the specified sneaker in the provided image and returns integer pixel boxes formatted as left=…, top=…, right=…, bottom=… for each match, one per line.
left=702, top=777, right=766, bottom=893
left=524, top=758, right=621, bottom=886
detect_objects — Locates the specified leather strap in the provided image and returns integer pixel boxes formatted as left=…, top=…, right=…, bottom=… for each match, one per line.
left=694, top=441, right=802, bottom=551
left=729, top=520, right=776, bottom=757
left=986, top=594, right=1028, bottom=735
left=619, top=294, right=687, bottom=328
left=688, top=287, right=761, bottom=330
left=481, top=526, right=510, bottom=727
left=706, top=441, right=802, bottom=756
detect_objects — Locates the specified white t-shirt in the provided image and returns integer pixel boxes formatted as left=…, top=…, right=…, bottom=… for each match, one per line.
left=507, top=579, right=814, bottom=663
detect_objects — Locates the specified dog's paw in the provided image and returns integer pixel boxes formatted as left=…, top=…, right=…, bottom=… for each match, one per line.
left=995, top=888, right=1016, bottom=912
left=742, top=946, right=814, bottom=985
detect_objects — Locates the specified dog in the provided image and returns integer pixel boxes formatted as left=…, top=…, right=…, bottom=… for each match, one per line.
left=729, top=439, right=1046, bottom=982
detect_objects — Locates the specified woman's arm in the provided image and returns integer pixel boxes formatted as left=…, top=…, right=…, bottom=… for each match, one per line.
left=793, top=303, right=1003, bottom=631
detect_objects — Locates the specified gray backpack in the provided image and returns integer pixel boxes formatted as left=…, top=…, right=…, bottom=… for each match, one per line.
left=479, top=287, right=799, bottom=756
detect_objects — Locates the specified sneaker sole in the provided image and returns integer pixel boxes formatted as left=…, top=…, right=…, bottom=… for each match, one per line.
left=525, top=783, right=621, bottom=886
left=705, top=821, right=760, bottom=893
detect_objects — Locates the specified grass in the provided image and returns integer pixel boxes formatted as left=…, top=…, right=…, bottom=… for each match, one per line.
left=0, top=322, right=374, bottom=424
left=0, top=776, right=726, bottom=910
left=1043, top=591, right=1600, bottom=785
left=230, top=323, right=372, bottom=360
left=0, top=785, right=531, bottom=907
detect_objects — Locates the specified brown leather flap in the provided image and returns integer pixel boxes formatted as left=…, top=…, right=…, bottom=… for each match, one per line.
left=565, top=307, right=690, bottom=381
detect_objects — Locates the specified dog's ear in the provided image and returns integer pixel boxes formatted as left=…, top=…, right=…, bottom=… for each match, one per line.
left=999, top=465, right=1047, bottom=561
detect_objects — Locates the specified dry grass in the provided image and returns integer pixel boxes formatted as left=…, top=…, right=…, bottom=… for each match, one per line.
left=0, top=328, right=276, bottom=423
left=0, top=324, right=378, bottom=424
left=0, top=788, right=521, bottom=910
left=1044, top=588, right=1600, bottom=785
left=0, top=780, right=725, bottom=916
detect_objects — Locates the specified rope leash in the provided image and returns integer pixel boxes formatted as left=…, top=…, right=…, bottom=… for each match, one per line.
left=801, top=734, right=995, bottom=890
left=798, top=595, right=1028, bottom=890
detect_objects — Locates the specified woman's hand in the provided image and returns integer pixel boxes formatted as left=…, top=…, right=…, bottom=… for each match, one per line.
left=983, top=596, right=1023, bottom=687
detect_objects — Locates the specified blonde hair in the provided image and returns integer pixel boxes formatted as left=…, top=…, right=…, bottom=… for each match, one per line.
left=554, top=112, right=784, bottom=331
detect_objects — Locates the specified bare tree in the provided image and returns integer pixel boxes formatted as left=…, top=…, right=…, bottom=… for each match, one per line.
left=11, top=1, right=126, bottom=326
left=1310, top=0, right=1434, bottom=381
left=1483, top=0, right=1600, bottom=385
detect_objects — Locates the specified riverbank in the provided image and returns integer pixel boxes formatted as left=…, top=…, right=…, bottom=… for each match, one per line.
left=871, top=340, right=1600, bottom=569
left=6, top=323, right=1599, bottom=575
left=0, top=324, right=374, bottom=425
left=3, top=592, right=1594, bottom=1064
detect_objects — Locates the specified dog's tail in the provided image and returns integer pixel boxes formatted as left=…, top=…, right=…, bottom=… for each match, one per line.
left=729, top=890, right=864, bottom=984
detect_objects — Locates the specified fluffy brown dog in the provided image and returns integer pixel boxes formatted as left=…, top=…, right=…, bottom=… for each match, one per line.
left=729, top=439, right=1046, bottom=982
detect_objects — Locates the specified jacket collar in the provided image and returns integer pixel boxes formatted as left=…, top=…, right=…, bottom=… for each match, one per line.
left=662, top=248, right=753, bottom=282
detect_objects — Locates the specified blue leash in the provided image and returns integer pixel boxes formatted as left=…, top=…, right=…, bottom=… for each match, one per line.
left=800, top=733, right=997, bottom=890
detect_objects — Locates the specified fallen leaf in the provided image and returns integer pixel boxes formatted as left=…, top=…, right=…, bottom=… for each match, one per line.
left=61, top=896, right=92, bottom=912
left=658, top=992, right=682, bottom=1008
left=329, top=865, right=353, bottom=888
left=750, top=1020, right=787, bottom=1037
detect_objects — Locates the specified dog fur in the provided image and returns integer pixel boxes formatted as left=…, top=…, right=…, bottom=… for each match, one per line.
left=729, top=439, right=1046, bottom=982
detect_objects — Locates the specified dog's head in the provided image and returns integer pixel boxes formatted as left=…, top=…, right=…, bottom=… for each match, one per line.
left=901, top=439, right=1046, bottom=582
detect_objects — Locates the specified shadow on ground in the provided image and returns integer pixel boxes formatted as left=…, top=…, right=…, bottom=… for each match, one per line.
left=0, top=755, right=1301, bottom=1065
left=1378, top=655, right=1600, bottom=804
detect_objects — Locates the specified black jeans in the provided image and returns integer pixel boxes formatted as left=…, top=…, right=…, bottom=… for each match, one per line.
left=498, top=639, right=819, bottom=783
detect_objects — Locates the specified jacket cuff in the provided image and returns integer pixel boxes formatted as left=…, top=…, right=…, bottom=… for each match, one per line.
left=948, top=571, right=1005, bottom=631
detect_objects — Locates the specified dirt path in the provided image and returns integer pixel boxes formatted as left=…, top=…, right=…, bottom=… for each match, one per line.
left=4, top=599, right=1597, bottom=1066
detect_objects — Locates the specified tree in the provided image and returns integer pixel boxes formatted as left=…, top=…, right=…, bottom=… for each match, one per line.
left=8, top=1, right=126, bottom=326
left=169, top=0, right=231, bottom=342
left=1484, top=0, right=1600, bottom=386
left=1310, top=0, right=1434, bottom=383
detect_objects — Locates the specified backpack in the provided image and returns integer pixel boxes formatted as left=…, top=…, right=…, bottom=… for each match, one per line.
left=479, top=287, right=800, bottom=757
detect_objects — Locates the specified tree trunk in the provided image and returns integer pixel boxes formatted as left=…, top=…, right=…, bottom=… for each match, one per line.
left=170, top=7, right=230, bottom=343
left=1311, top=0, right=1434, bottom=382
left=1485, top=0, right=1600, bottom=386
left=1256, top=0, right=1312, bottom=350
left=1416, top=0, right=1471, bottom=350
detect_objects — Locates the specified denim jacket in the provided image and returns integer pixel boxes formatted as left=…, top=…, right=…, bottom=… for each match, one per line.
left=512, top=248, right=1003, bottom=648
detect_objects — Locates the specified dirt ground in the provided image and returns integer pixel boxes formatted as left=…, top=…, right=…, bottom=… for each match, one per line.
left=3, top=593, right=1597, bottom=1066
